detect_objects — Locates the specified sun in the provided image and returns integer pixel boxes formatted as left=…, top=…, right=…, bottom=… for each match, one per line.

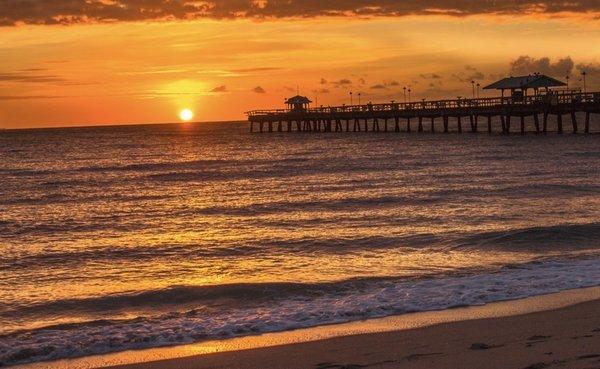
left=179, top=108, right=194, bottom=122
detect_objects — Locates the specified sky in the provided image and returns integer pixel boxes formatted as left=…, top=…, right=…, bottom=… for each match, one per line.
left=1, top=1, right=600, bottom=128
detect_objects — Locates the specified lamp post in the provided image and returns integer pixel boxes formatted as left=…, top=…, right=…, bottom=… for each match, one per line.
left=408, top=86, right=412, bottom=103
left=471, top=80, right=475, bottom=99
left=358, top=92, right=362, bottom=106
left=350, top=91, right=353, bottom=105
left=566, top=74, right=570, bottom=90
left=582, top=71, right=587, bottom=94
left=403, top=87, right=407, bottom=103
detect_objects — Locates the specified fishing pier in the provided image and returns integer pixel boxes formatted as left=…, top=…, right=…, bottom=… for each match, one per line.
left=247, top=75, right=600, bottom=134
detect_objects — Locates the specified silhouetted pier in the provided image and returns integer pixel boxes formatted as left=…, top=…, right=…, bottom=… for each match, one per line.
left=247, top=91, right=600, bottom=134
left=248, top=75, right=600, bottom=134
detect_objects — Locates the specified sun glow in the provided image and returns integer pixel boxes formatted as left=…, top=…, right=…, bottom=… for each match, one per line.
left=179, top=108, right=194, bottom=122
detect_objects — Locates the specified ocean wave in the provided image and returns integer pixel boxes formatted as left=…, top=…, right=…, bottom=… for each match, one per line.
left=0, top=279, right=396, bottom=321
left=1, top=258, right=599, bottom=366
left=0, top=192, right=172, bottom=206
left=189, top=195, right=441, bottom=216
left=450, top=223, right=600, bottom=252
left=3, top=223, right=599, bottom=271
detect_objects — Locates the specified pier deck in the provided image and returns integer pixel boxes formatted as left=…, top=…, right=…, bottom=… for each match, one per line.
left=247, top=92, right=600, bottom=134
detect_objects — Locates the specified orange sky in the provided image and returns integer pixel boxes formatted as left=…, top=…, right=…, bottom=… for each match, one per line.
left=1, top=9, right=599, bottom=128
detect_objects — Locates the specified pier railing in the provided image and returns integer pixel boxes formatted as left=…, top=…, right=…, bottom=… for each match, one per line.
left=246, top=91, right=599, bottom=117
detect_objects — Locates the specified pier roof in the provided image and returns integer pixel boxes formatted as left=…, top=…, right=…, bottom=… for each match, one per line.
left=285, top=95, right=312, bottom=104
left=483, top=75, right=566, bottom=90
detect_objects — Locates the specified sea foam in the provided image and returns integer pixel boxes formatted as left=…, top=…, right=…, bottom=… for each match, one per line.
left=1, top=257, right=599, bottom=366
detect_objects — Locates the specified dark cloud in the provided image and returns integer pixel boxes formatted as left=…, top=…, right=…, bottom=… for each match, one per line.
left=320, top=78, right=327, bottom=84
left=370, top=84, right=386, bottom=89
left=0, top=72, right=67, bottom=83
left=468, top=71, right=485, bottom=80
left=210, top=85, right=228, bottom=92
left=332, top=79, right=352, bottom=87
left=451, top=68, right=485, bottom=82
left=1, top=1, right=598, bottom=25
left=252, top=86, right=266, bottom=93
left=420, top=73, right=442, bottom=79
left=229, top=67, right=282, bottom=73
left=0, top=94, right=65, bottom=100
left=576, top=62, right=600, bottom=74
left=509, top=56, right=574, bottom=77
left=389, top=80, right=400, bottom=86
left=575, top=63, right=600, bottom=86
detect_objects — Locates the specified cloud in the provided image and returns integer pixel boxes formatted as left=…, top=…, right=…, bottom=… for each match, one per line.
left=320, top=78, right=327, bottom=85
left=420, top=73, right=442, bottom=79
left=0, top=95, right=65, bottom=100
left=370, top=84, right=386, bottom=89
left=389, top=80, right=400, bottom=86
left=509, top=56, right=574, bottom=77
left=451, top=67, right=486, bottom=82
left=1, top=1, right=599, bottom=25
left=332, top=79, right=352, bottom=87
left=576, top=62, right=600, bottom=74
left=229, top=67, right=282, bottom=73
left=468, top=71, right=485, bottom=80
left=0, top=72, right=67, bottom=83
left=575, top=63, right=600, bottom=86
left=210, top=85, right=228, bottom=92
left=252, top=86, right=266, bottom=93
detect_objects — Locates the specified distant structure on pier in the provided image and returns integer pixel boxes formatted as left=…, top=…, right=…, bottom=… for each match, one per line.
left=285, top=95, right=312, bottom=112
left=483, top=74, right=567, bottom=100
left=247, top=74, right=598, bottom=134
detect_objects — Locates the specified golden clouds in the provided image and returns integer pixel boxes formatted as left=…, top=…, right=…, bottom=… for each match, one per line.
left=1, top=0, right=600, bottom=26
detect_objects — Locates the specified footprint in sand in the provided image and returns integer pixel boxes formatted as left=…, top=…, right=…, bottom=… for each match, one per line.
left=470, top=342, right=503, bottom=350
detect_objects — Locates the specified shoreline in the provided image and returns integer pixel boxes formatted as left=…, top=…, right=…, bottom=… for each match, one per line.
left=16, top=286, right=600, bottom=369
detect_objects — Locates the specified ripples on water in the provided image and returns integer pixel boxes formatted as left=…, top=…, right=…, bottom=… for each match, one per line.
left=1, top=121, right=599, bottom=366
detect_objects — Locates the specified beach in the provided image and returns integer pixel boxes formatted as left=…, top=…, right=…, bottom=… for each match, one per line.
left=101, top=289, right=600, bottom=369
left=101, top=288, right=600, bottom=369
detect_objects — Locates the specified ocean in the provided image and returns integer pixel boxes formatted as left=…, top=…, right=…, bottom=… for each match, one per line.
left=1, top=121, right=600, bottom=366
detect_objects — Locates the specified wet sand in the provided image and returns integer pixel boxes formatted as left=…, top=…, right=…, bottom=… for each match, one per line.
left=105, top=289, right=600, bottom=369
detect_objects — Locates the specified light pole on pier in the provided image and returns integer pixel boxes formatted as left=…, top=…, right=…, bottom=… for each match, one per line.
left=358, top=92, right=362, bottom=106
left=350, top=91, right=353, bottom=105
left=471, top=80, right=475, bottom=99
left=566, top=74, right=570, bottom=90
left=582, top=71, right=587, bottom=93
left=408, top=86, right=412, bottom=103
left=403, top=87, right=407, bottom=104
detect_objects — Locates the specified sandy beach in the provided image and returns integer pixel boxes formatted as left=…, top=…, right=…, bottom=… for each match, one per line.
left=98, top=289, right=600, bottom=369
